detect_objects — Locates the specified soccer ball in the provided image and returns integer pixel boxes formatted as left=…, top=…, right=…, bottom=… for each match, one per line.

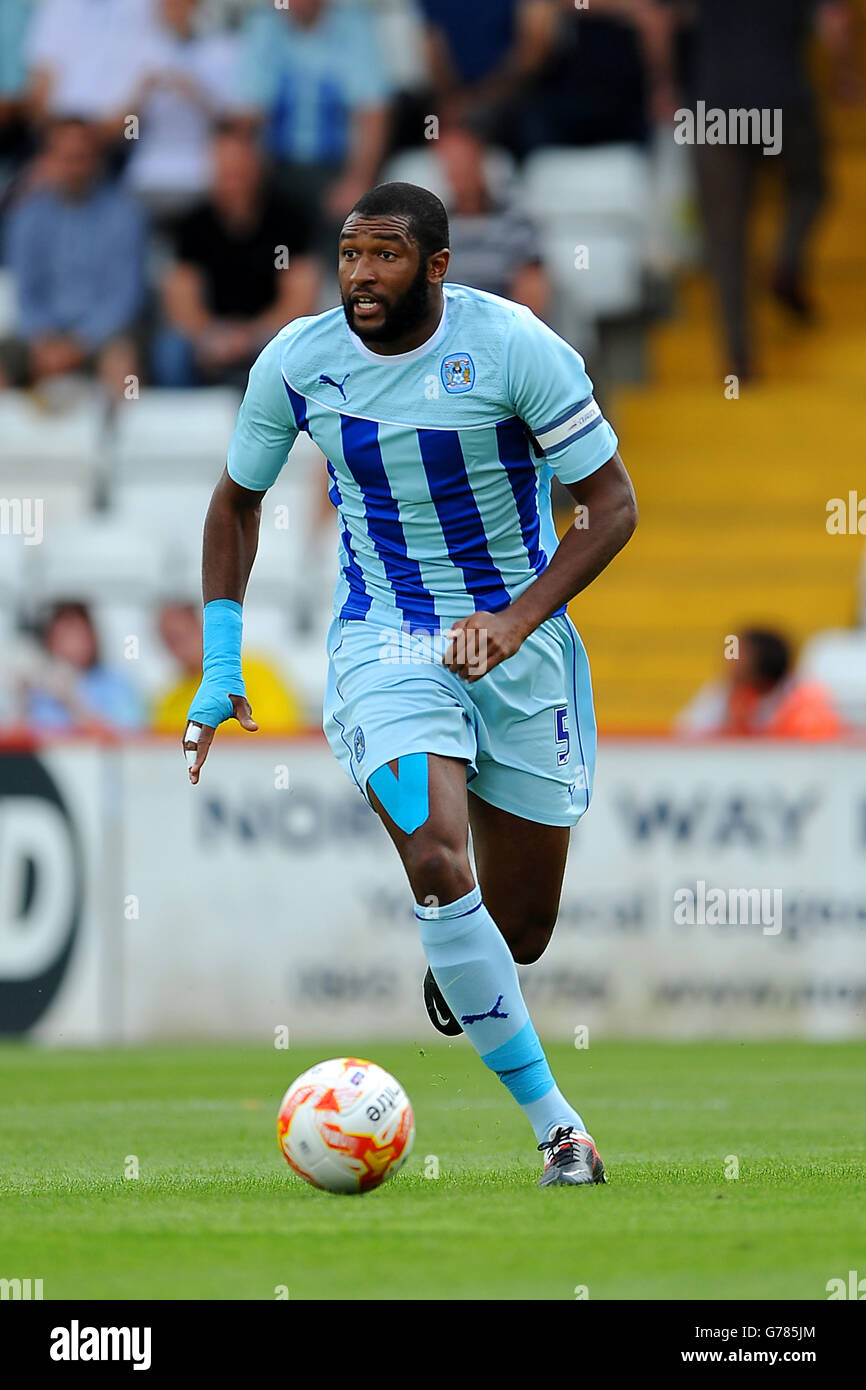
left=277, top=1057, right=415, bottom=1194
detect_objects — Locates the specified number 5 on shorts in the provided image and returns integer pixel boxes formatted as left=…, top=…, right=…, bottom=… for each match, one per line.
left=554, top=705, right=570, bottom=767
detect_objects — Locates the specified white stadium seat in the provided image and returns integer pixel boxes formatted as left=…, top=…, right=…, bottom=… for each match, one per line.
left=27, top=517, right=166, bottom=607
left=0, top=268, right=19, bottom=335
left=113, top=387, right=241, bottom=479
left=521, top=145, right=650, bottom=225
left=540, top=228, right=645, bottom=323
left=91, top=601, right=173, bottom=697
left=520, top=145, right=651, bottom=321
left=112, top=478, right=214, bottom=592
left=382, top=146, right=518, bottom=209
left=798, top=629, right=866, bottom=729
left=0, top=390, right=104, bottom=481
left=0, top=521, right=28, bottom=608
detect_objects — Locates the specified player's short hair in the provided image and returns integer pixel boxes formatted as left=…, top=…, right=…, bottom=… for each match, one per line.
left=348, top=182, right=450, bottom=262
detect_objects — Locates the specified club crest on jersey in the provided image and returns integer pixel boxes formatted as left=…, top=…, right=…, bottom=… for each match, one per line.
left=353, top=726, right=365, bottom=762
left=440, top=353, right=475, bottom=393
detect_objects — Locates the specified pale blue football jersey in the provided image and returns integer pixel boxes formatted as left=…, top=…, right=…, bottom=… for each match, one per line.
left=227, top=284, right=618, bottom=631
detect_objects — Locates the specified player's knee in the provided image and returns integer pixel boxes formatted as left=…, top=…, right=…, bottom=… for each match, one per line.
left=510, top=940, right=543, bottom=966
left=402, top=834, right=472, bottom=904
left=503, top=911, right=558, bottom=965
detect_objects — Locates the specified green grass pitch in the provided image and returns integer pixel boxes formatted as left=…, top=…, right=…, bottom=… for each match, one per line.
left=1, top=1040, right=864, bottom=1301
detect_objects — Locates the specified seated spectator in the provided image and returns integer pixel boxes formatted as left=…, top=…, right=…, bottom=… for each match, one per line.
left=417, top=0, right=557, bottom=151
left=13, top=601, right=144, bottom=732
left=237, top=0, right=391, bottom=247
left=151, top=601, right=308, bottom=733
left=675, top=628, right=845, bottom=739
left=26, top=0, right=157, bottom=135
left=153, top=126, right=319, bottom=387
left=121, top=0, right=245, bottom=219
left=0, top=118, right=146, bottom=398
left=436, top=126, right=549, bottom=317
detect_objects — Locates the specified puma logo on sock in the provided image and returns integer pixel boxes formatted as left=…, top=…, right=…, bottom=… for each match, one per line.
left=461, top=994, right=509, bottom=1026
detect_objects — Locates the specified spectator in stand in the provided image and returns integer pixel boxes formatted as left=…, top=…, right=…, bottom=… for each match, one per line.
left=659, top=0, right=860, bottom=380
left=153, top=125, right=319, bottom=387
left=417, top=0, right=557, bottom=152
left=675, top=627, right=845, bottom=739
left=121, top=0, right=245, bottom=219
left=26, top=0, right=157, bottom=135
left=151, top=601, right=307, bottom=733
left=13, top=601, right=144, bottom=732
left=513, top=0, right=674, bottom=155
left=237, top=0, right=391, bottom=251
left=436, top=126, right=550, bottom=318
left=0, top=118, right=146, bottom=398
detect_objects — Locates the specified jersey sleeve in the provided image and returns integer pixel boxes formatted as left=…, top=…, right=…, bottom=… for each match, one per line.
left=226, top=332, right=299, bottom=492
left=505, top=308, right=618, bottom=485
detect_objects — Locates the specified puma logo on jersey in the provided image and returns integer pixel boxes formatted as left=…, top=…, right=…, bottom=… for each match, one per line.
left=319, top=372, right=350, bottom=400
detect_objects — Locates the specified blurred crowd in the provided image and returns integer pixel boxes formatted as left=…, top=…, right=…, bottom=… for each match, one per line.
left=0, top=0, right=861, bottom=737
left=0, top=0, right=664, bottom=398
left=1, top=0, right=854, bottom=399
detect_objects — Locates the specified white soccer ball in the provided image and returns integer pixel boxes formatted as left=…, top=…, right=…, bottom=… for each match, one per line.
left=277, top=1057, right=415, bottom=1194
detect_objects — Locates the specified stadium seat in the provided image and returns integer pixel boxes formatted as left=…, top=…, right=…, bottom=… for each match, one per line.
left=0, top=268, right=18, bottom=335
left=382, top=146, right=518, bottom=209
left=540, top=229, right=645, bottom=322
left=113, top=387, right=241, bottom=480
left=112, top=479, right=214, bottom=581
left=520, top=145, right=650, bottom=321
left=93, top=600, right=173, bottom=699
left=27, top=517, right=166, bottom=609
left=373, top=0, right=427, bottom=90
left=0, top=521, right=27, bottom=611
left=522, top=145, right=650, bottom=224
left=0, top=389, right=104, bottom=482
left=797, top=629, right=866, bottom=729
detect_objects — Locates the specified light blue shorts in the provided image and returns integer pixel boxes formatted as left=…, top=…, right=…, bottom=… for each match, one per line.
left=323, top=611, right=596, bottom=828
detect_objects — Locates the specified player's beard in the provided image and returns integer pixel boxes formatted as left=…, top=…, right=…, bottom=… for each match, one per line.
left=342, top=259, right=433, bottom=344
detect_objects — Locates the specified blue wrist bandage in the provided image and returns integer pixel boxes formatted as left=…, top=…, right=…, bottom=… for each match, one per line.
left=187, top=599, right=246, bottom=727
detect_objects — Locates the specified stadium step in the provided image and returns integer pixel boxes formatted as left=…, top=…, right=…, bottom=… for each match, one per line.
left=574, top=100, right=866, bottom=732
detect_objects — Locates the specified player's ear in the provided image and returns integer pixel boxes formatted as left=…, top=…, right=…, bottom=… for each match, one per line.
left=427, top=248, right=450, bottom=284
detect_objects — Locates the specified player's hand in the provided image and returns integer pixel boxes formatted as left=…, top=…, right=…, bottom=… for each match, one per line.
left=443, top=610, right=528, bottom=683
left=183, top=694, right=258, bottom=785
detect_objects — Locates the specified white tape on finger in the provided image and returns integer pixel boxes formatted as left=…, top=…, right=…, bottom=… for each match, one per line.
left=184, top=723, right=202, bottom=745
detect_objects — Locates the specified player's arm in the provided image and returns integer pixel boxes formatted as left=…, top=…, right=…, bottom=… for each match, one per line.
left=183, top=333, right=299, bottom=783
left=183, top=472, right=263, bottom=784
left=511, top=450, right=636, bottom=623
left=445, top=307, right=636, bottom=681
left=445, top=454, right=636, bottom=681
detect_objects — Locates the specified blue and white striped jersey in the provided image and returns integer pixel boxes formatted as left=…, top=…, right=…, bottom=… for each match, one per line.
left=227, top=284, right=618, bottom=631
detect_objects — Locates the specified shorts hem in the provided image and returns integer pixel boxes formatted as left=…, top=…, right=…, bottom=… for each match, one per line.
left=468, top=779, right=584, bottom=828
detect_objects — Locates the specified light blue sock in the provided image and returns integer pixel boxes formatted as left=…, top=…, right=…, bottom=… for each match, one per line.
left=416, top=885, right=587, bottom=1144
